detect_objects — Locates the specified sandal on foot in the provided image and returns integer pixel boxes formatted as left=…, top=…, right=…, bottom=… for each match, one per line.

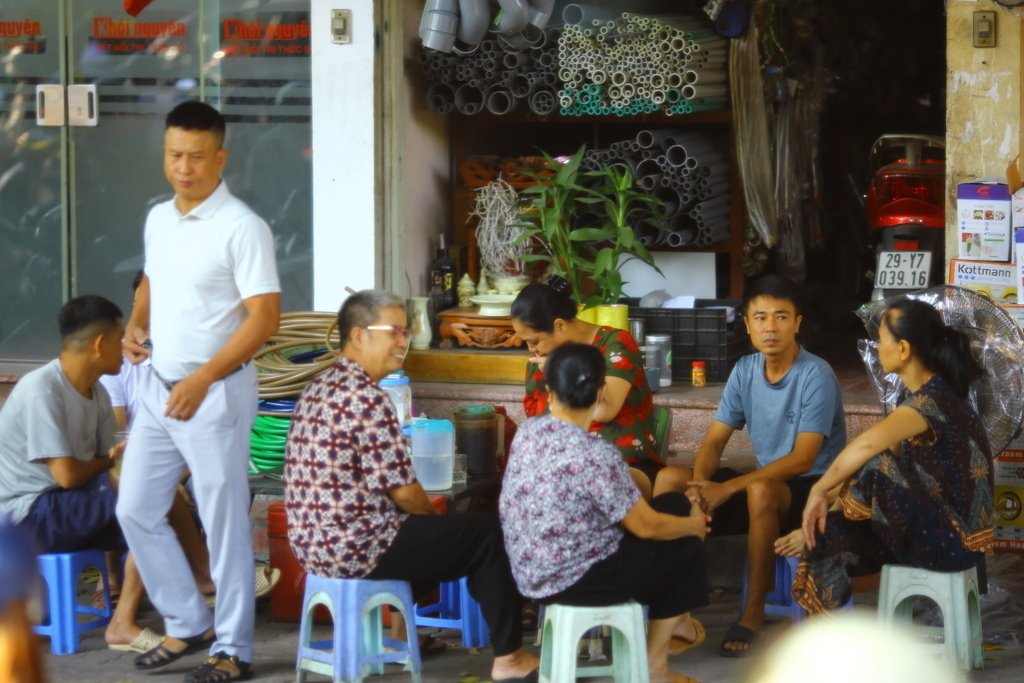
left=92, top=586, right=121, bottom=610
left=668, top=618, right=706, bottom=656
left=184, top=651, right=252, bottom=683
left=108, top=627, right=164, bottom=653
left=719, top=622, right=758, bottom=658
left=419, top=634, right=448, bottom=659
left=134, top=632, right=213, bottom=670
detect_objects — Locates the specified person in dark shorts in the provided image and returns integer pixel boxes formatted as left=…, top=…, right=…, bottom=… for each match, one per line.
left=653, top=275, right=847, bottom=657
left=0, top=295, right=161, bottom=653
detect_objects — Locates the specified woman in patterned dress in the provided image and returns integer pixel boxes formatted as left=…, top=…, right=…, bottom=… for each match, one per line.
left=783, top=297, right=994, bottom=613
left=510, top=277, right=660, bottom=496
left=500, top=343, right=709, bottom=683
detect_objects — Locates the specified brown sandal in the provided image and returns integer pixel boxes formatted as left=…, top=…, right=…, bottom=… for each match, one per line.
left=184, top=651, right=252, bottom=682
left=134, top=632, right=213, bottom=670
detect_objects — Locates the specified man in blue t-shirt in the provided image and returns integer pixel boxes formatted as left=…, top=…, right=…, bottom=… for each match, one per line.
left=654, top=275, right=846, bottom=657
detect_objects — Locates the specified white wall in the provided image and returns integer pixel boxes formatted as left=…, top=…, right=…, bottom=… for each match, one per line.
left=401, top=1, right=450, bottom=299
left=311, top=1, right=378, bottom=310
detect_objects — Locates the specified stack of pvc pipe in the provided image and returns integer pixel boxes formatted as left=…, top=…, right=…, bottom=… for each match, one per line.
left=421, top=27, right=562, bottom=115
left=583, top=128, right=731, bottom=247
left=557, top=9, right=728, bottom=116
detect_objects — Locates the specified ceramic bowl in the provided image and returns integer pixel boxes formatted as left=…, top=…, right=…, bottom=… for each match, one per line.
left=470, top=294, right=516, bottom=317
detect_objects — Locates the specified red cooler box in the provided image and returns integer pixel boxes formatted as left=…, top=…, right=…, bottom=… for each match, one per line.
left=268, top=501, right=324, bottom=622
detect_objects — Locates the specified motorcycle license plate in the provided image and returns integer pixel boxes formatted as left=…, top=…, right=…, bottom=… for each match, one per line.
left=874, top=251, right=932, bottom=289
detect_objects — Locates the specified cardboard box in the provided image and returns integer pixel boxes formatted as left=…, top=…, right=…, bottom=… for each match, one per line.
left=1017, top=228, right=1024, bottom=303
left=995, top=448, right=1024, bottom=552
left=946, top=258, right=1017, bottom=304
left=956, top=179, right=1011, bottom=261
left=1007, top=155, right=1024, bottom=233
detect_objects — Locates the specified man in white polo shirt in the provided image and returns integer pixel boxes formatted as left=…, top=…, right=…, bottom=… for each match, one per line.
left=116, top=101, right=280, bottom=683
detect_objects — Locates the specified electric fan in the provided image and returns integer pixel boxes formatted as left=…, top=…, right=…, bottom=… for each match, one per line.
left=856, top=285, right=1024, bottom=456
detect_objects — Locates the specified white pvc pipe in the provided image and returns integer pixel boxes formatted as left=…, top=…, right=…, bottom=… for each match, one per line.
left=456, top=0, right=490, bottom=49
left=419, top=0, right=459, bottom=53
left=494, top=0, right=530, bottom=35
left=682, top=83, right=728, bottom=100
left=684, top=68, right=727, bottom=85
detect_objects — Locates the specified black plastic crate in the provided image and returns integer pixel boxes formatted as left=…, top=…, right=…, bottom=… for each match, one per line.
left=627, top=299, right=746, bottom=383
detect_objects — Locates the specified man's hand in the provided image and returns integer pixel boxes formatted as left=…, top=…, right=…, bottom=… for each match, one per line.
left=686, top=480, right=733, bottom=514
left=801, top=487, right=829, bottom=550
left=123, top=323, right=151, bottom=364
left=689, top=500, right=711, bottom=540
left=107, top=440, right=127, bottom=461
left=164, top=372, right=213, bottom=421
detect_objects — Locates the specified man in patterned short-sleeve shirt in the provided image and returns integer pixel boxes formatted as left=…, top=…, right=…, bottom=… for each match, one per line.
left=284, top=290, right=538, bottom=683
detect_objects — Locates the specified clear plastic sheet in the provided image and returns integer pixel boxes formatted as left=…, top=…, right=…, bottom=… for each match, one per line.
left=855, top=285, right=1024, bottom=456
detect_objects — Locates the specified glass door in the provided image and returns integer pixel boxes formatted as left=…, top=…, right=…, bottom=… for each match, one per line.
left=0, top=0, right=311, bottom=363
left=0, top=2, right=65, bottom=359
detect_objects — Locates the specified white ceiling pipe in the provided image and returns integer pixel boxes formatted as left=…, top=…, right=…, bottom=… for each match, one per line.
left=493, top=0, right=530, bottom=35
left=420, top=0, right=459, bottom=53
left=452, top=0, right=490, bottom=54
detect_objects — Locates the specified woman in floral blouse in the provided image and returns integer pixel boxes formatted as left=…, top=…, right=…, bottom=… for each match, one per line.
left=501, top=343, right=709, bottom=683
left=511, top=277, right=659, bottom=496
left=779, top=297, right=994, bottom=613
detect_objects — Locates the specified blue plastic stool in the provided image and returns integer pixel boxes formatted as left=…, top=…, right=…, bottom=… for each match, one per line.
left=33, top=550, right=113, bottom=655
left=740, top=555, right=807, bottom=621
left=414, top=576, right=489, bottom=648
left=877, top=564, right=983, bottom=671
left=295, top=575, right=422, bottom=683
left=740, top=555, right=853, bottom=620
left=538, top=602, right=649, bottom=683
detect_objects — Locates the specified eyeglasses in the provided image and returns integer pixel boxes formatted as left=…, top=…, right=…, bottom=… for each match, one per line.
left=364, top=324, right=412, bottom=340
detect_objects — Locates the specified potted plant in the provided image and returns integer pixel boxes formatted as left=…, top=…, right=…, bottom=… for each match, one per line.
left=514, top=145, right=667, bottom=314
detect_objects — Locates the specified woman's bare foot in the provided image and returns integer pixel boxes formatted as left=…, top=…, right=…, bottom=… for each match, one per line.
left=774, top=529, right=806, bottom=557
left=490, top=647, right=539, bottom=681
left=671, top=614, right=698, bottom=644
left=105, top=623, right=143, bottom=647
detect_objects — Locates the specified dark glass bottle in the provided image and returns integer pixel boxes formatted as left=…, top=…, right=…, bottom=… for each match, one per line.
left=429, top=235, right=458, bottom=311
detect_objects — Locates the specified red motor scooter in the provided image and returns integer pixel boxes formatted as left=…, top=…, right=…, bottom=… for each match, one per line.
left=865, top=134, right=945, bottom=298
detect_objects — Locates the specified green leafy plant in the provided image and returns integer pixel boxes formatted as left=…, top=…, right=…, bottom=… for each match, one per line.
left=514, top=145, right=666, bottom=308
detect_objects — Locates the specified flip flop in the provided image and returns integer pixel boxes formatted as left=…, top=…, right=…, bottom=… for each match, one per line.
left=719, top=622, right=759, bottom=658
left=668, top=617, right=706, bottom=655
left=203, top=566, right=283, bottom=608
left=254, top=565, right=281, bottom=599
left=109, top=627, right=164, bottom=653
left=92, top=586, right=121, bottom=610
left=134, top=632, right=214, bottom=670
left=419, top=634, right=449, bottom=659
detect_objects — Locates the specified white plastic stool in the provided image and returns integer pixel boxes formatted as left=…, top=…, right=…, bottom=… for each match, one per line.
left=295, top=575, right=422, bottom=683
left=877, top=564, right=983, bottom=671
left=538, top=602, right=649, bottom=683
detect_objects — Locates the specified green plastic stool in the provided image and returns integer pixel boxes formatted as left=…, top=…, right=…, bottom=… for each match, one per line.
left=877, top=564, right=983, bottom=671
left=539, top=602, right=649, bottom=683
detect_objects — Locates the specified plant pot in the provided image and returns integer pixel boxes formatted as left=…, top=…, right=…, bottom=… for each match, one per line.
left=594, top=303, right=629, bottom=331
left=576, top=306, right=598, bottom=324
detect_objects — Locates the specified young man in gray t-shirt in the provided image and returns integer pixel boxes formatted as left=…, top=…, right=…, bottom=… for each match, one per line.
left=0, top=295, right=159, bottom=652
left=654, top=275, right=847, bottom=657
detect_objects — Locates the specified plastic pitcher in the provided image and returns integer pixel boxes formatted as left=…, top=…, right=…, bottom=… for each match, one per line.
left=411, top=419, right=454, bottom=491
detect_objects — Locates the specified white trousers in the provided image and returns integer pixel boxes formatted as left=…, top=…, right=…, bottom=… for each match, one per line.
left=116, top=364, right=257, bottom=661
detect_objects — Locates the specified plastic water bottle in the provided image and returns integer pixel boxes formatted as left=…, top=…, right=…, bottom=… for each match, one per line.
left=380, top=372, right=412, bottom=427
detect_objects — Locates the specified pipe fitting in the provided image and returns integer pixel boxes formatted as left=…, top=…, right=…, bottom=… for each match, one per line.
left=419, top=0, right=459, bottom=53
